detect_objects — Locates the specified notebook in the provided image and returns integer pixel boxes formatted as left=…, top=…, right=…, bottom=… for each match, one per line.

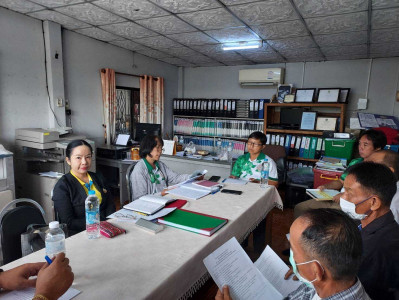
left=158, top=208, right=228, bottom=236
left=306, top=189, right=340, bottom=201
left=124, top=195, right=175, bottom=215
left=192, top=180, right=221, bottom=190
left=166, top=183, right=213, bottom=200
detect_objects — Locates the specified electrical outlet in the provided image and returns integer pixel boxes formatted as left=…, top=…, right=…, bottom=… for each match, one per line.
left=57, top=98, right=64, bottom=107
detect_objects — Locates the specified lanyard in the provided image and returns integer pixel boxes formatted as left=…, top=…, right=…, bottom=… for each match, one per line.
left=84, top=180, right=93, bottom=191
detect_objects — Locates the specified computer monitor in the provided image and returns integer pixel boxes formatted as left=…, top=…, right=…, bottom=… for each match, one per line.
left=135, top=123, right=162, bottom=142
left=280, top=107, right=306, bottom=127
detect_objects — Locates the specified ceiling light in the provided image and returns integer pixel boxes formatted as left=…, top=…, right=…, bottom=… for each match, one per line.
left=222, top=40, right=262, bottom=51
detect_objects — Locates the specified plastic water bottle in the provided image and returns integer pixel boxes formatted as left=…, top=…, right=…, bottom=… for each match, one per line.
left=45, top=221, right=66, bottom=258
left=179, top=136, right=185, bottom=148
left=216, top=138, right=222, bottom=156
left=227, top=142, right=233, bottom=162
left=85, top=190, right=100, bottom=239
left=260, top=158, right=269, bottom=188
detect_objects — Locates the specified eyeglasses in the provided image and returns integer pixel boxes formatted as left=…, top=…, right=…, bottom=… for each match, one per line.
left=154, top=145, right=164, bottom=153
left=247, top=142, right=263, bottom=147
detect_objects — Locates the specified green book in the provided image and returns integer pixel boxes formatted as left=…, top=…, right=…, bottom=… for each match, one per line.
left=158, top=209, right=228, bottom=236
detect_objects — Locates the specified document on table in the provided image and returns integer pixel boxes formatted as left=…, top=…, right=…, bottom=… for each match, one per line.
left=107, top=207, right=176, bottom=221
left=203, top=237, right=283, bottom=300
left=254, top=246, right=302, bottom=297
left=222, top=178, right=248, bottom=185
left=0, top=287, right=80, bottom=300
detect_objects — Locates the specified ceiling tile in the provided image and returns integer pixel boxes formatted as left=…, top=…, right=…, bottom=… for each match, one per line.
left=178, top=8, right=242, bottom=31
left=109, top=39, right=148, bottom=51
left=252, top=20, right=308, bottom=39
left=293, top=0, right=368, bottom=18
left=166, top=31, right=218, bottom=46
left=372, top=0, right=399, bottom=9
left=268, top=36, right=316, bottom=50
left=136, top=48, right=172, bottom=58
left=279, top=47, right=322, bottom=58
left=30, top=0, right=83, bottom=8
left=286, top=56, right=324, bottom=62
left=224, top=60, right=255, bottom=65
left=196, top=62, right=226, bottom=67
left=177, top=62, right=197, bottom=67
left=190, top=44, right=225, bottom=55
left=55, top=3, right=125, bottom=25
left=370, top=42, right=399, bottom=54
left=0, top=0, right=44, bottom=13
left=27, top=10, right=89, bottom=30
left=75, top=27, right=123, bottom=42
left=159, top=46, right=199, bottom=56
left=371, top=52, right=399, bottom=58
left=306, top=12, right=367, bottom=34
left=207, top=51, right=245, bottom=61
left=243, top=52, right=282, bottom=62
left=373, top=8, right=399, bottom=29
left=372, top=28, right=399, bottom=43
left=321, top=44, right=367, bottom=56
left=100, top=22, right=157, bottom=39
left=229, top=0, right=298, bottom=25
left=158, top=57, right=191, bottom=66
left=93, top=0, right=169, bottom=21
left=220, top=0, right=262, bottom=5
left=205, top=27, right=259, bottom=43
left=326, top=54, right=369, bottom=60
left=151, top=0, right=220, bottom=13
left=135, top=35, right=182, bottom=48
left=314, top=31, right=368, bottom=47
left=183, top=55, right=216, bottom=64
left=136, top=15, right=196, bottom=34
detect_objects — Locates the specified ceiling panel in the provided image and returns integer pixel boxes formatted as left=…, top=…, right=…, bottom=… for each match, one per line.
left=239, top=50, right=281, bottom=61
left=251, top=21, right=308, bottom=39
left=205, top=27, right=259, bottom=43
left=136, top=48, right=172, bottom=59
left=372, top=28, right=399, bottom=43
left=326, top=54, right=369, bottom=60
left=27, top=10, right=90, bottom=29
left=183, top=54, right=217, bottom=64
left=135, top=35, right=182, bottom=48
left=100, top=22, right=158, bottom=39
left=306, top=12, right=368, bottom=34
left=372, top=8, right=399, bottom=29
left=221, top=0, right=264, bottom=5
left=159, top=46, right=199, bottom=56
left=109, top=39, right=149, bottom=51
left=314, top=31, right=368, bottom=47
left=93, top=0, right=169, bottom=21
left=158, top=57, right=192, bottom=66
left=207, top=51, right=245, bottom=61
left=166, top=31, right=218, bottom=46
left=55, top=3, right=125, bottom=25
left=190, top=44, right=225, bottom=55
left=372, top=0, right=399, bottom=9
left=321, top=44, right=367, bottom=56
left=30, top=0, right=83, bottom=8
left=136, top=15, right=197, bottom=35
left=229, top=0, right=298, bottom=25
left=75, top=27, right=123, bottom=42
left=151, top=0, right=221, bottom=13
left=286, top=56, right=324, bottom=62
left=279, top=47, right=322, bottom=58
left=294, top=0, right=368, bottom=18
left=196, top=62, right=226, bottom=66
left=370, top=42, right=399, bottom=53
left=268, top=36, right=317, bottom=50
left=0, top=0, right=44, bottom=13
left=178, top=8, right=243, bottom=31
left=224, top=60, right=255, bottom=65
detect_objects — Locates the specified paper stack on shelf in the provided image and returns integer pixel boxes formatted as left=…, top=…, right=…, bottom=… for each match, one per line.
left=315, top=156, right=347, bottom=171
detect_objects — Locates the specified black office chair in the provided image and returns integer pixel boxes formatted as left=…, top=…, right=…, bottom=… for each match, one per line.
left=0, top=199, right=46, bottom=264
left=262, top=144, right=287, bottom=185
left=126, top=162, right=137, bottom=203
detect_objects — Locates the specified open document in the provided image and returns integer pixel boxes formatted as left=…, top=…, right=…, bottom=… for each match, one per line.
left=306, top=189, right=340, bottom=201
left=166, top=182, right=217, bottom=200
left=123, top=195, right=175, bottom=215
left=204, top=237, right=301, bottom=300
left=0, top=287, right=80, bottom=300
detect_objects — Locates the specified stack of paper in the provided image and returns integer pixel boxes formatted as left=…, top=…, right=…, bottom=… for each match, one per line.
left=315, top=156, right=347, bottom=171
left=166, top=183, right=211, bottom=200
left=306, top=189, right=340, bottom=201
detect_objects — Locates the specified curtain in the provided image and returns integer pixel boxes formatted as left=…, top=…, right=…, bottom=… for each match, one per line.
left=100, top=68, right=116, bottom=145
left=139, top=75, right=164, bottom=128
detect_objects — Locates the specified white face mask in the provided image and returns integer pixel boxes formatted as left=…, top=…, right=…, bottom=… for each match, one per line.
left=339, top=197, right=372, bottom=220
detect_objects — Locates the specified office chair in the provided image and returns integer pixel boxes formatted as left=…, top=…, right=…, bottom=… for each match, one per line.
left=126, top=162, right=137, bottom=203
left=262, top=144, right=287, bottom=185
left=0, top=199, right=46, bottom=265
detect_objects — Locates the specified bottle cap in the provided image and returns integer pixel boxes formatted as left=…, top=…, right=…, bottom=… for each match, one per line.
left=49, top=221, right=59, bottom=229
left=88, top=190, right=96, bottom=195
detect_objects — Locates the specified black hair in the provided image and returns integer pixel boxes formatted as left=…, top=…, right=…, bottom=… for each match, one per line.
left=346, top=161, right=397, bottom=207
left=248, top=131, right=266, bottom=145
left=379, top=149, right=399, bottom=180
left=300, top=209, right=362, bottom=281
left=66, top=140, right=93, bottom=159
left=359, top=129, right=387, bottom=150
left=139, top=135, right=164, bottom=158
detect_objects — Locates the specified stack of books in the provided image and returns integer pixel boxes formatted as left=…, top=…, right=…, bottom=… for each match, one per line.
left=315, top=156, right=347, bottom=171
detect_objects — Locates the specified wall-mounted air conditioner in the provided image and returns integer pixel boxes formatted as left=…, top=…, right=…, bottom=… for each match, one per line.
left=239, top=68, right=284, bottom=86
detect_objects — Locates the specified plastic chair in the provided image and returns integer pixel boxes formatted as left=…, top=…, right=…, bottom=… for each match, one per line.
left=0, top=199, right=46, bottom=265
left=126, top=163, right=137, bottom=202
left=262, top=144, right=287, bottom=184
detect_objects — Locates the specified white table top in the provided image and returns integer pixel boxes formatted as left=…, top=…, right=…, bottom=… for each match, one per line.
left=3, top=183, right=283, bottom=300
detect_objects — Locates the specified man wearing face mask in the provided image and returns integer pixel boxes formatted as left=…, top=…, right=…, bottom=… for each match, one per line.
left=217, top=209, right=370, bottom=300
left=340, top=162, right=399, bottom=300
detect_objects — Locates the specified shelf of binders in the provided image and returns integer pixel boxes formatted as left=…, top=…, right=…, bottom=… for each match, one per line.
left=174, top=133, right=249, bottom=142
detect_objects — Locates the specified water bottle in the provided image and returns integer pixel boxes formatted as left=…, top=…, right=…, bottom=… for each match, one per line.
left=216, top=138, right=222, bottom=156
left=179, top=136, right=185, bottom=148
left=85, top=190, right=100, bottom=239
left=45, top=221, right=66, bottom=258
left=227, top=142, right=233, bottom=162
left=260, top=158, right=269, bottom=188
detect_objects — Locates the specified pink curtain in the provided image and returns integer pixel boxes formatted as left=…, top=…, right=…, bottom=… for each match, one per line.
left=140, top=75, right=164, bottom=127
left=100, top=68, right=116, bottom=145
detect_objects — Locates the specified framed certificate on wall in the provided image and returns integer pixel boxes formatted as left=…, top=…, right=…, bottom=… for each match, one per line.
left=316, top=117, right=337, bottom=131
left=317, top=88, right=340, bottom=103
left=295, top=88, right=316, bottom=103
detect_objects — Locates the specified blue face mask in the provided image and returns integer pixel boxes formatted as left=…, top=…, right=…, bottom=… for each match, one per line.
left=289, top=249, right=324, bottom=288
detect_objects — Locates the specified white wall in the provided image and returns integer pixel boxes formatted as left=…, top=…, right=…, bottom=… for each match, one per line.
left=181, top=58, right=399, bottom=119
left=0, top=8, right=49, bottom=149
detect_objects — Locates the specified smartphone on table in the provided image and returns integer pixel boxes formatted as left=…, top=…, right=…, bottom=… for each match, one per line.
left=208, top=176, right=221, bottom=182
left=220, top=189, right=242, bottom=195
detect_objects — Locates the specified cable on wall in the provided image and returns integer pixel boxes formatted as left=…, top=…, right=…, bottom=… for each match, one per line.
left=42, top=22, right=61, bottom=127
left=365, top=58, right=373, bottom=99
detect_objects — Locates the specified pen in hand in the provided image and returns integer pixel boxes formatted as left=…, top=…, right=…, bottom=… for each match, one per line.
left=45, top=255, right=53, bottom=265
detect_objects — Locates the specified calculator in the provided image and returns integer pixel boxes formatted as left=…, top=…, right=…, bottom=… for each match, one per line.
left=135, top=218, right=164, bottom=234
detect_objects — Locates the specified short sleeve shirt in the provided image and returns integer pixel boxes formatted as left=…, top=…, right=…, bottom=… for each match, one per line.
left=231, top=152, right=278, bottom=181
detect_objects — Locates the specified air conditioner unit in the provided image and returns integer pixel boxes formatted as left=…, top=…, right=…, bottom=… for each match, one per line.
left=239, top=68, right=284, bottom=86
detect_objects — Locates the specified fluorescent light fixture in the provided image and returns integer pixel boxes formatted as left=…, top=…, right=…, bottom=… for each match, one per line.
left=222, top=40, right=262, bottom=51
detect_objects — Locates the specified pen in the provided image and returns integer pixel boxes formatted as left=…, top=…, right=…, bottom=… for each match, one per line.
left=222, top=178, right=226, bottom=183
left=45, top=255, right=53, bottom=265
